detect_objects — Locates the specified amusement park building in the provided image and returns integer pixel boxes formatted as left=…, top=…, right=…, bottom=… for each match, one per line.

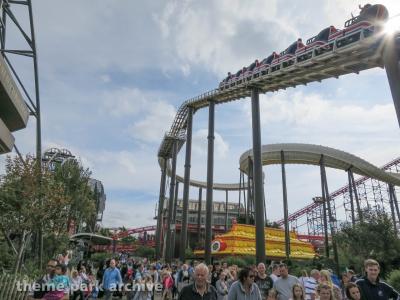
left=163, top=198, right=243, bottom=228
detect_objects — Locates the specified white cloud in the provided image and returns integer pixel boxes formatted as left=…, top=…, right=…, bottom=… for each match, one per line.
left=255, top=91, right=398, bottom=133
left=80, top=149, right=158, bottom=192
left=101, top=88, right=148, bottom=117
left=98, top=87, right=177, bottom=144
left=102, top=198, right=157, bottom=228
left=128, top=101, right=176, bottom=143
left=100, top=74, right=111, bottom=83
left=192, top=129, right=229, bottom=159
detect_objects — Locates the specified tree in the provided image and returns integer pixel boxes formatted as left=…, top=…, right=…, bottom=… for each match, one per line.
left=97, top=227, right=113, bottom=237
left=52, top=159, right=95, bottom=235
left=335, top=209, right=400, bottom=277
left=0, top=155, right=69, bottom=273
left=0, top=155, right=99, bottom=273
left=134, top=246, right=155, bottom=259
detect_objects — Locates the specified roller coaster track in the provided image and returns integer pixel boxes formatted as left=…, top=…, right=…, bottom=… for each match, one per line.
left=275, top=157, right=400, bottom=226
left=158, top=30, right=400, bottom=159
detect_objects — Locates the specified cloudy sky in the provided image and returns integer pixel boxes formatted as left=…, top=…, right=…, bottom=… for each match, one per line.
left=1, top=0, right=400, bottom=230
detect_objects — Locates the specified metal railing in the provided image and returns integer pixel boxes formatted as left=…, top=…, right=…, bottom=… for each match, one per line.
left=0, top=272, right=32, bottom=300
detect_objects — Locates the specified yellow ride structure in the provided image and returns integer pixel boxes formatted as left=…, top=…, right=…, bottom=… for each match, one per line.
left=194, top=221, right=316, bottom=259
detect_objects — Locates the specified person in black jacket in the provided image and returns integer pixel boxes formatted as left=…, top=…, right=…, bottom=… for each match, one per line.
left=178, top=263, right=217, bottom=300
left=211, top=262, right=222, bottom=287
left=356, top=258, right=399, bottom=300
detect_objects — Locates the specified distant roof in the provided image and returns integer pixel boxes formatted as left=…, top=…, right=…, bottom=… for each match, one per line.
left=70, top=233, right=113, bottom=245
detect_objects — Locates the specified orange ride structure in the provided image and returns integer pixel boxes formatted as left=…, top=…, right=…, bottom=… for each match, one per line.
left=194, top=221, right=316, bottom=260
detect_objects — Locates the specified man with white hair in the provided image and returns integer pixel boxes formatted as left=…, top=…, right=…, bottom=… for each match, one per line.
left=255, top=263, right=273, bottom=299
left=178, top=263, right=218, bottom=300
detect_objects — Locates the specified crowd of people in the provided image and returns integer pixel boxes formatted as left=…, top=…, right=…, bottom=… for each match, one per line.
left=29, top=254, right=399, bottom=300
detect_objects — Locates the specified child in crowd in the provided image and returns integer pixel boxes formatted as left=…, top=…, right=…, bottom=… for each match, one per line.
left=290, top=283, right=305, bottom=300
left=316, top=283, right=334, bottom=300
left=44, top=264, right=70, bottom=300
left=345, top=282, right=361, bottom=300
left=267, top=288, right=278, bottom=300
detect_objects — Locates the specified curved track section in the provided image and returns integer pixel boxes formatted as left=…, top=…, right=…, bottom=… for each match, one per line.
left=158, top=157, right=244, bottom=191
left=160, top=143, right=400, bottom=192
left=239, top=143, right=400, bottom=186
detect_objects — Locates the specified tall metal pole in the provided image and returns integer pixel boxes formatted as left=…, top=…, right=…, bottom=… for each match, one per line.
left=171, top=181, right=179, bottom=259
left=250, top=87, right=266, bottom=264
left=238, top=171, right=242, bottom=219
left=320, top=163, right=330, bottom=258
left=180, top=106, right=194, bottom=262
left=350, top=170, right=363, bottom=223
left=320, top=157, right=340, bottom=276
left=225, top=190, right=229, bottom=231
left=205, top=100, right=215, bottom=264
left=383, top=34, right=400, bottom=127
left=281, top=151, right=290, bottom=260
left=197, top=187, right=202, bottom=244
left=156, top=159, right=167, bottom=260
left=389, top=184, right=398, bottom=233
left=27, top=0, right=43, bottom=269
left=243, top=173, right=247, bottom=223
left=250, top=159, right=255, bottom=221
left=390, top=185, right=400, bottom=225
left=347, top=170, right=356, bottom=226
left=246, top=157, right=252, bottom=225
left=263, top=178, right=267, bottom=225
left=165, top=141, right=178, bottom=263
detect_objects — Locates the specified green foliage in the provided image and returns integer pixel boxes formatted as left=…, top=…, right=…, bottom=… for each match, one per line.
left=265, top=220, right=281, bottom=228
left=185, top=247, right=194, bottom=258
left=90, top=252, right=111, bottom=265
left=121, top=236, right=137, bottom=243
left=387, top=269, right=400, bottom=292
left=223, top=256, right=247, bottom=268
left=97, top=227, right=112, bottom=237
left=242, top=256, right=256, bottom=266
left=23, top=259, right=43, bottom=280
left=0, top=240, right=14, bottom=271
left=43, top=233, right=70, bottom=261
left=335, top=209, right=400, bottom=277
left=0, top=155, right=99, bottom=273
left=134, top=246, right=155, bottom=259
left=53, top=159, right=95, bottom=233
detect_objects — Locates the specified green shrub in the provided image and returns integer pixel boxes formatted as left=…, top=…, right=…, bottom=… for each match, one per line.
left=185, top=247, right=194, bottom=258
left=90, top=252, right=110, bottom=266
left=242, top=256, right=256, bottom=266
left=223, top=256, right=247, bottom=268
left=134, top=246, right=155, bottom=259
left=0, top=241, right=14, bottom=271
left=387, top=269, right=400, bottom=292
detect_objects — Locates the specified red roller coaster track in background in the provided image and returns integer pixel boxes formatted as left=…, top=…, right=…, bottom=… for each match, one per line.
left=275, top=158, right=400, bottom=226
left=112, top=225, right=156, bottom=240
left=112, top=223, right=228, bottom=240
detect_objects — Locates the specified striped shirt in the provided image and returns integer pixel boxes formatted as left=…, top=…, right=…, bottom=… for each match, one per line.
left=304, top=277, right=317, bottom=300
